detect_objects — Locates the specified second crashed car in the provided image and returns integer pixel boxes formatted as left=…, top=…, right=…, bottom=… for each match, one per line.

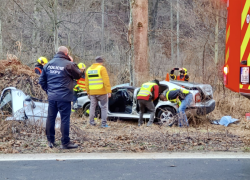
left=75, top=80, right=215, bottom=125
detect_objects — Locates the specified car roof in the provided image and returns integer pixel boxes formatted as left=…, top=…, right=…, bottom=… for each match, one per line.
left=160, top=80, right=185, bottom=89
left=111, top=83, right=136, bottom=90
left=112, top=81, right=187, bottom=91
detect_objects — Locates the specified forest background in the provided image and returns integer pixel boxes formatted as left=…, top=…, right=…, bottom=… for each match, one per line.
left=0, top=0, right=227, bottom=87
left=2, top=0, right=250, bottom=154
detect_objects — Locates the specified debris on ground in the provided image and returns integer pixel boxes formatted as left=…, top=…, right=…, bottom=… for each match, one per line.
left=0, top=58, right=250, bottom=154
left=211, top=116, right=239, bottom=126
left=0, top=116, right=248, bottom=154
left=0, top=58, right=46, bottom=99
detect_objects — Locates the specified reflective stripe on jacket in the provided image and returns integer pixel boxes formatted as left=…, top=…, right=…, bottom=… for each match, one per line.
left=137, top=82, right=159, bottom=101
left=73, top=77, right=86, bottom=91
left=85, top=63, right=111, bottom=95
left=86, top=65, right=104, bottom=90
left=34, top=67, right=42, bottom=74
left=34, top=64, right=43, bottom=75
left=166, top=88, right=190, bottom=106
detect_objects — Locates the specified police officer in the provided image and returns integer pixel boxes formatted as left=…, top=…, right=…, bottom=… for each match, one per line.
left=137, top=80, right=160, bottom=127
left=39, top=46, right=84, bottom=149
left=160, top=88, right=193, bottom=127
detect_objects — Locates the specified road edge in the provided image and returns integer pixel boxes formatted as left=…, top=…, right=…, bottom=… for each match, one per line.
left=0, top=152, right=250, bottom=161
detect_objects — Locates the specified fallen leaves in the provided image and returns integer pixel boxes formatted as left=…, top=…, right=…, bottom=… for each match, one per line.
left=0, top=58, right=47, bottom=101
left=0, top=115, right=249, bottom=154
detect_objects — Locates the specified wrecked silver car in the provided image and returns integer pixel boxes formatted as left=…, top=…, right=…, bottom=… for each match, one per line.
left=0, top=87, right=60, bottom=127
left=0, top=80, right=215, bottom=125
left=75, top=81, right=215, bottom=124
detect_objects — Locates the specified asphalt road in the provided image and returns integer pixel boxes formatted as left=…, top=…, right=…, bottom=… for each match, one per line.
left=1, top=158, right=250, bottom=180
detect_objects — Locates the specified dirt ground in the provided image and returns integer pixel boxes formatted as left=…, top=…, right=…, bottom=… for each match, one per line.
left=1, top=114, right=250, bottom=154
left=1, top=58, right=250, bottom=154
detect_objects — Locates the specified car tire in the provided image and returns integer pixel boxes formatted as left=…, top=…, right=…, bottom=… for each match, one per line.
left=157, top=106, right=177, bottom=126
left=83, top=103, right=101, bottom=118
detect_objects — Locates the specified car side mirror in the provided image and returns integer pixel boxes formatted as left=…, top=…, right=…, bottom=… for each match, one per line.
left=25, top=96, right=32, bottom=102
left=24, top=96, right=36, bottom=109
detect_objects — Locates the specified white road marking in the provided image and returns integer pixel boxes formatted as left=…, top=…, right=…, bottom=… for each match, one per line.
left=0, top=153, right=250, bottom=161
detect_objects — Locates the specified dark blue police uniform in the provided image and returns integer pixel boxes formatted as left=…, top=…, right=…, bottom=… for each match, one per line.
left=39, top=52, right=82, bottom=145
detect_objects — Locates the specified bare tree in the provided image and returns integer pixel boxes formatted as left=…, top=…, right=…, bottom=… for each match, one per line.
left=170, top=0, right=174, bottom=65
left=0, top=15, right=3, bottom=59
left=31, top=0, right=41, bottom=62
left=214, top=0, right=220, bottom=65
left=0, top=0, right=227, bottom=86
left=148, top=0, right=159, bottom=42
left=53, top=0, right=59, bottom=53
left=101, top=0, right=105, bottom=54
left=177, top=0, right=180, bottom=66
left=129, top=0, right=149, bottom=86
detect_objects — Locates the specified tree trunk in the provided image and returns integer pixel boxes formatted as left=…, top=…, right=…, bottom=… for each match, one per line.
left=32, top=0, right=41, bottom=64
left=53, top=0, right=58, bottom=53
left=130, top=0, right=149, bottom=87
left=101, top=0, right=105, bottom=54
left=170, top=0, right=174, bottom=65
left=128, top=1, right=134, bottom=86
left=0, top=16, right=3, bottom=59
left=67, top=29, right=71, bottom=48
left=82, top=22, right=85, bottom=59
left=214, top=1, right=219, bottom=65
left=148, top=0, right=159, bottom=42
left=177, top=0, right=180, bottom=66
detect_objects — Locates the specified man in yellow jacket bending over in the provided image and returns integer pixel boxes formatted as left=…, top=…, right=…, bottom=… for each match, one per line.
left=85, top=56, right=112, bottom=128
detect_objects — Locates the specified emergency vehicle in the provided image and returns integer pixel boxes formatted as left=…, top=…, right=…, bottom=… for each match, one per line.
left=224, top=0, right=250, bottom=98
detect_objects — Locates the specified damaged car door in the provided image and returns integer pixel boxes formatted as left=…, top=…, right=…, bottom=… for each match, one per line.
left=0, top=87, right=60, bottom=127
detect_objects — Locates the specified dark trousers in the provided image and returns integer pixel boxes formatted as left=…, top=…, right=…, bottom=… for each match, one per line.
left=46, top=100, right=71, bottom=145
left=138, top=99, right=155, bottom=123
left=72, top=91, right=78, bottom=105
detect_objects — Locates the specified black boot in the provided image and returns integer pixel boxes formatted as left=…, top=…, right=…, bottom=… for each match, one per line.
left=60, top=142, right=78, bottom=149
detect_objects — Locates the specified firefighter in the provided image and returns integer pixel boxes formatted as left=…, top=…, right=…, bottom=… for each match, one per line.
left=137, top=80, right=160, bottom=127
left=85, top=56, right=112, bottom=128
left=170, top=68, right=189, bottom=81
left=34, top=57, right=48, bottom=75
left=159, top=88, right=193, bottom=127
left=72, top=63, right=86, bottom=112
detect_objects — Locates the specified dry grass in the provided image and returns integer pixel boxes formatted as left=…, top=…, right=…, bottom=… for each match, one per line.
left=1, top=57, right=250, bottom=154
left=1, top=114, right=250, bottom=154
left=210, top=90, right=250, bottom=120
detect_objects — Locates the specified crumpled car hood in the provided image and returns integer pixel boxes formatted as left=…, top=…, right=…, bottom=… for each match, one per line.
left=170, top=80, right=213, bottom=98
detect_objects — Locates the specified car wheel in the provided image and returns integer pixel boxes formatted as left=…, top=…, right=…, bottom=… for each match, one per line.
left=83, top=103, right=101, bottom=118
left=157, top=106, right=177, bottom=126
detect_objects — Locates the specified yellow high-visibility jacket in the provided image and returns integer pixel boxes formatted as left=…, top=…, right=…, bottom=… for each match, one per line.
left=85, top=63, right=111, bottom=95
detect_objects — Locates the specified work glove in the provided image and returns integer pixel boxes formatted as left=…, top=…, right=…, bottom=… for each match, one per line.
left=76, top=86, right=83, bottom=92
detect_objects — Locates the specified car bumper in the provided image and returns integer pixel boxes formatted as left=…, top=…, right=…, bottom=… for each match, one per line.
left=187, top=99, right=215, bottom=116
